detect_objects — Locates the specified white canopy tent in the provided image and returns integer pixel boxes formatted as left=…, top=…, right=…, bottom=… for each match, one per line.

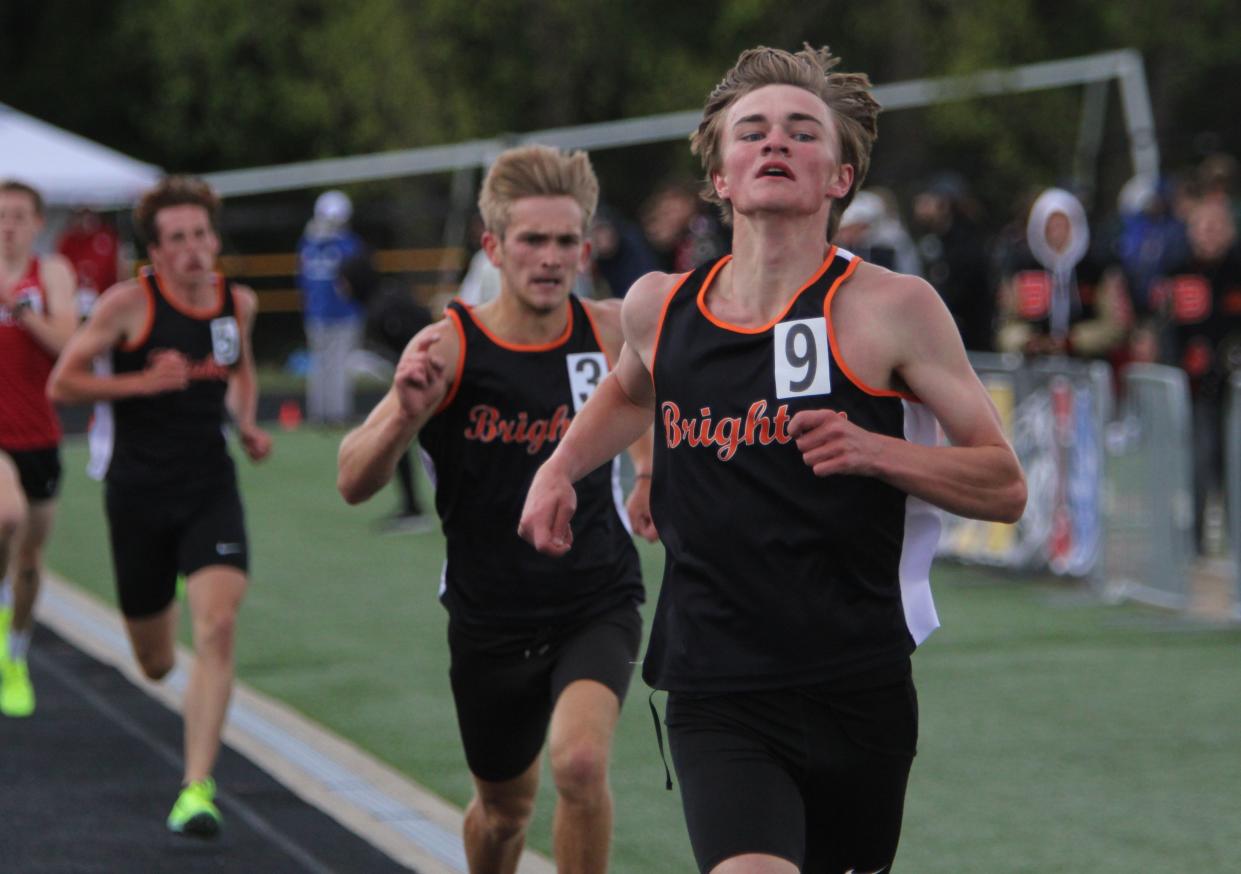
left=0, top=102, right=161, bottom=208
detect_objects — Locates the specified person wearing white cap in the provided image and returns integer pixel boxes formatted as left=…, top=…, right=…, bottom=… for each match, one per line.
left=298, top=190, right=365, bottom=424
left=836, top=189, right=921, bottom=277
left=996, top=187, right=1129, bottom=359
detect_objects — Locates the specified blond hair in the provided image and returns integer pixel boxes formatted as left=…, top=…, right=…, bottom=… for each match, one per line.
left=134, top=176, right=221, bottom=247
left=478, top=145, right=599, bottom=238
left=692, top=45, right=881, bottom=238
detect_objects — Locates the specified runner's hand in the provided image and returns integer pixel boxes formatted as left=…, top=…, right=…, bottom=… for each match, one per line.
left=239, top=423, right=273, bottom=462
left=625, top=476, right=658, bottom=542
left=789, top=408, right=881, bottom=477
left=393, top=332, right=447, bottom=418
left=144, top=349, right=190, bottom=395
left=518, top=461, right=577, bottom=556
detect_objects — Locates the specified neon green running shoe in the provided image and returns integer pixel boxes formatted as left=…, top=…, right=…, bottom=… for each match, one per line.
left=0, top=658, right=35, bottom=717
left=167, top=778, right=222, bottom=838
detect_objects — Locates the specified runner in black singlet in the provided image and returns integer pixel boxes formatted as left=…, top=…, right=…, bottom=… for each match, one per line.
left=521, top=46, right=1027, bottom=874
left=49, top=176, right=272, bottom=840
left=339, top=145, right=655, bottom=874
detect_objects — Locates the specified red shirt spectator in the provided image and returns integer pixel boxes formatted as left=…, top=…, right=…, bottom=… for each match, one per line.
left=57, top=208, right=120, bottom=306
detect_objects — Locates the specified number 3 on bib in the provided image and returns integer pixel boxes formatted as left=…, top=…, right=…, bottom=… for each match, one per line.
left=773, top=317, right=831, bottom=399
left=566, top=352, right=608, bottom=412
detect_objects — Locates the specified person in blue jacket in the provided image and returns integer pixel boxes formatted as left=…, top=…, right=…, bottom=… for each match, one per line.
left=298, top=190, right=365, bottom=424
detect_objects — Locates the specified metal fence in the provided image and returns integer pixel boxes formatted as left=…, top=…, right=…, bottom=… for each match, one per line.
left=942, top=356, right=1237, bottom=617
left=939, top=353, right=1113, bottom=577
left=1098, top=364, right=1196, bottom=609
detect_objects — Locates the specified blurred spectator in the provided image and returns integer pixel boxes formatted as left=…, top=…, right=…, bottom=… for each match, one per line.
left=912, top=175, right=993, bottom=351
left=835, top=189, right=921, bottom=275
left=996, top=188, right=1129, bottom=360
left=56, top=207, right=129, bottom=481
left=298, top=190, right=365, bottom=425
left=591, top=204, right=658, bottom=296
left=1154, top=197, right=1241, bottom=553
left=1196, top=152, right=1241, bottom=226
left=339, top=250, right=434, bottom=532
left=56, top=207, right=123, bottom=319
left=1111, top=174, right=1188, bottom=356
left=458, top=212, right=501, bottom=306
left=640, top=181, right=726, bottom=273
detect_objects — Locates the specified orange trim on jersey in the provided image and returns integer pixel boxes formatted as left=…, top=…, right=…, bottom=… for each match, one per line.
left=578, top=300, right=614, bottom=369
left=433, top=306, right=469, bottom=414
left=153, top=269, right=226, bottom=320
left=456, top=298, right=575, bottom=352
left=122, top=273, right=157, bottom=351
left=696, top=249, right=835, bottom=335
left=647, top=269, right=699, bottom=384
left=823, top=256, right=919, bottom=402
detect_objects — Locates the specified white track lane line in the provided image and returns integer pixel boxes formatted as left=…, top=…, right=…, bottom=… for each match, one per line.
left=39, top=573, right=556, bottom=874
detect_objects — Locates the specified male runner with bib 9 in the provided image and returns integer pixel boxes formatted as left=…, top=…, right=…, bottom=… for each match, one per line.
left=338, top=145, right=655, bottom=874
left=48, top=177, right=272, bottom=839
left=0, top=180, right=76, bottom=717
left=520, top=47, right=1027, bottom=874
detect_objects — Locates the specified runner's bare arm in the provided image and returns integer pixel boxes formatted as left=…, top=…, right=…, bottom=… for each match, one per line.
left=790, top=276, right=1026, bottom=523
left=15, top=254, right=76, bottom=355
left=226, top=286, right=272, bottom=462
left=337, top=319, right=460, bottom=504
left=584, top=297, right=658, bottom=541
left=519, top=272, right=676, bottom=554
left=47, top=281, right=189, bottom=403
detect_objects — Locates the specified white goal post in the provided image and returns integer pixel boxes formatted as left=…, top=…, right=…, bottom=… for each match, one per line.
left=202, top=49, right=1158, bottom=200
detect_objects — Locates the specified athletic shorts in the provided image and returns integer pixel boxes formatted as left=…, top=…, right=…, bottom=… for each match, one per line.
left=104, top=480, right=249, bottom=618
left=665, top=673, right=918, bottom=874
left=6, top=446, right=62, bottom=503
left=448, top=601, right=642, bottom=783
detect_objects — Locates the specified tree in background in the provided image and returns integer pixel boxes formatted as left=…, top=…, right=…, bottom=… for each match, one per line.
left=3, top=0, right=1239, bottom=221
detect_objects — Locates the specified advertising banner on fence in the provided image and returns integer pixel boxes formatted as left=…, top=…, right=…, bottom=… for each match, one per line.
left=938, top=354, right=1111, bottom=577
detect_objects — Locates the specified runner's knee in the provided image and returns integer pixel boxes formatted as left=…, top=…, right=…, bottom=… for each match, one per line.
left=136, top=649, right=175, bottom=681
left=193, top=607, right=238, bottom=658
left=550, top=739, right=609, bottom=801
left=0, top=504, right=21, bottom=543
left=475, top=792, right=535, bottom=842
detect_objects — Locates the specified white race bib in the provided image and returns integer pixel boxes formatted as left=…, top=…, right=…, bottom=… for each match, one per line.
left=210, top=317, right=241, bottom=365
left=773, top=317, right=831, bottom=399
left=566, top=352, right=608, bottom=412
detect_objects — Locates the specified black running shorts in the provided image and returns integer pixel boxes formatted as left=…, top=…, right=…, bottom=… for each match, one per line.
left=104, top=480, right=249, bottom=618
left=448, top=601, right=642, bottom=783
left=6, top=446, right=62, bottom=503
left=665, top=673, right=918, bottom=874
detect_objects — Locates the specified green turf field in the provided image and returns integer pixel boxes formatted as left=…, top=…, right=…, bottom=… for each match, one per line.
left=45, top=430, right=1241, bottom=872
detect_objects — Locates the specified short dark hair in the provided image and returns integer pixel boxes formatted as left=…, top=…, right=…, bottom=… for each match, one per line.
left=0, top=180, right=45, bottom=216
left=134, top=176, right=221, bottom=247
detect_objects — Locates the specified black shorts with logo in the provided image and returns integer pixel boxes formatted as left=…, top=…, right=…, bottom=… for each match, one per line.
left=665, top=671, right=918, bottom=874
left=7, top=446, right=63, bottom=502
left=104, top=479, right=249, bottom=618
left=448, top=600, right=643, bottom=783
